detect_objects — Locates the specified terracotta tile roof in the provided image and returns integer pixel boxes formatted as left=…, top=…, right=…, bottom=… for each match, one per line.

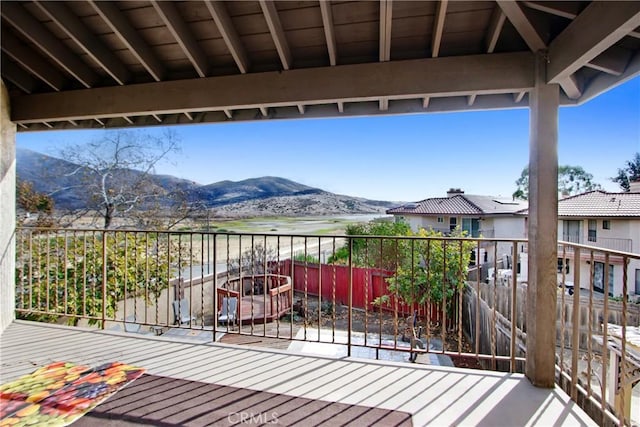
left=386, top=195, right=527, bottom=216
left=558, top=191, right=640, bottom=217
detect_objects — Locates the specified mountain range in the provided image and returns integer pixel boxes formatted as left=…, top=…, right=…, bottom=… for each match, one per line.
left=16, top=148, right=396, bottom=216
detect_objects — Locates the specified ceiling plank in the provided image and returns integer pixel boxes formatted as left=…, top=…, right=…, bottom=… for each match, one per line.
left=547, top=2, right=640, bottom=84
left=151, top=1, right=209, bottom=78
left=497, top=1, right=545, bottom=51
left=204, top=0, right=250, bottom=74
left=259, top=1, right=292, bottom=71
left=34, top=1, right=131, bottom=85
left=11, top=52, right=535, bottom=123
left=431, top=0, right=448, bottom=58
left=89, top=1, right=165, bottom=82
left=0, top=1, right=98, bottom=88
left=1, top=28, right=66, bottom=91
left=485, top=7, right=506, bottom=53
left=1, top=58, right=37, bottom=94
left=584, top=46, right=632, bottom=76
left=319, top=1, right=337, bottom=66
left=379, top=0, right=392, bottom=62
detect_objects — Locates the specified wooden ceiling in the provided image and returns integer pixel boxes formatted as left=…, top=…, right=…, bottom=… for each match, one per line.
left=2, top=1, right=639, bottom=131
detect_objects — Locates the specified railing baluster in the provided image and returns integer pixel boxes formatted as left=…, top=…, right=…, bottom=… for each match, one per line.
left=571, top=247, right=581, bottom=401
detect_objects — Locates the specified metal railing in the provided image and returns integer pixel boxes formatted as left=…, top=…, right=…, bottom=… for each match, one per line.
left=14, top=227, right=640, bottom=426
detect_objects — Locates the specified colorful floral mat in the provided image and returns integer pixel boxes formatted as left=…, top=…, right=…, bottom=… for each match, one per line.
left=0, top=361, right=145, bottom=426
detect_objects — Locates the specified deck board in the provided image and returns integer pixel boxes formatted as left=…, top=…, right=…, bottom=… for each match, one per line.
left=1, top=320, right=597, bottom=426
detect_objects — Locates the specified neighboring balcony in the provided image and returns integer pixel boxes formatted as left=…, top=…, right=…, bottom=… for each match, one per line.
left=8, top=227, right=640, bottom=426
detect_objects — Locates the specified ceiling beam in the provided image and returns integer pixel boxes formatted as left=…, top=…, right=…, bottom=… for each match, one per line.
left=422, top=97, right=430, bottom=109
left=497, top=0, right=585, bottom=99
left=579, top=51, right=640, bottom=104
left=485, top=7, right=506, bottom=53
left=89, top=1, right=165, bottom=82
left=1, top=28, right=66, bottom=91
left=431, top=0, right=448, bottom=57
left=319, top=1, right=337, bottom=66
left=584, top=46, right=632, bottom=76
left=151, top=1, right=209, bottom=77
left=379, top=0, right=392, bottom=62
left=204, top=0, right=250, bottom=74
left=1, top=58, right=37, bottom=94
left=259, top=0, right=292, bottom=71
left=379, top=98, right=389, bottom=111
left=11, top=52, right=535, bottom=123
left=467, top=94, right=477, bottom=106
left=497, top=1, right=545, bottom=51
left=0, top=1, right=98, bottom=88
left=523, top=0, right=640, bottom=39
left=514, top=91, right=526, bottom=103
left=34, top=1, right=131, bottom=85
left=521, top=1, right=582, bottom=20
left=297, top=104, right=305, bottom=115
left=547, top=2, right=640, bottom=84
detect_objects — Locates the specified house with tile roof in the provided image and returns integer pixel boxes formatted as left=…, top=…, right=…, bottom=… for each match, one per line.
left=386, top=188, right=528, bottom=268
left=556, top=190, right=640, bottom=299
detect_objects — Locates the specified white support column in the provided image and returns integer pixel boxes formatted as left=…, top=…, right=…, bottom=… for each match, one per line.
left=526, top=51, right=559, bottom=387
left=0, top=79, right=16, bottom=332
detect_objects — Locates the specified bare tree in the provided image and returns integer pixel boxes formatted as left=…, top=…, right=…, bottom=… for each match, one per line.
left=58, top=129, right=180, bottom=229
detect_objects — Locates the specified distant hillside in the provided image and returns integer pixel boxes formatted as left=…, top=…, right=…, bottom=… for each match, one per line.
left=16, top=148, right=395, bottom=216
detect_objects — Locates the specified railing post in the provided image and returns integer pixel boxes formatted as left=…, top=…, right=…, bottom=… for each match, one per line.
left=348, top=237, right=353, bottom=358
left=102, top=231, right=107, bottom=330
left=212, top=233, right=217, bottom=342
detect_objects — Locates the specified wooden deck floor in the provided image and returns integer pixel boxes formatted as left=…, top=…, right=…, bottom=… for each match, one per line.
left=1, top=321, right=597, bottom=427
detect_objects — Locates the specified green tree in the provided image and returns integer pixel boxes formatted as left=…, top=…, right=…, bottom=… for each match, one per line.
left=376, top=227, right=475, bottom=308
left=329, top=220, right=412, bottom=269
left=16, top=180, right=55, bottom=227
left=513, top=165, right=602, bottom=200
left=15, top=231, right=188, bottom=326
left=612, top=152, right=640, bottom=192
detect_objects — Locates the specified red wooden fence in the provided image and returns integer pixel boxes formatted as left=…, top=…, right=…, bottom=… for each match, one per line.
left=277, top=260, right=447, bottom=323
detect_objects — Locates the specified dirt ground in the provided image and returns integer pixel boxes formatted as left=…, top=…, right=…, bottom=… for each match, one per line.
left=294, top=298, right=484, bottom=370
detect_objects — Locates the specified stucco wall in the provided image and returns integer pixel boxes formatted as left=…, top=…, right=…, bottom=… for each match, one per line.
left=0, top=80, right=16, bottom=332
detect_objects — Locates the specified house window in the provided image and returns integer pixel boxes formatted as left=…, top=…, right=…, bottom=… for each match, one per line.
left=588, top=220, right=597, bottom=242
left=437, top=217, right=444, bottom=223
left=593, top=262, right=614, bottom=296
left=603, top=220, right=610, bottom=230
left=557, top=258, right=570, bottom=274
left=449, top=217, right=457, bottom=232
left=636, top=269, right=640, bottom=295
left=461, top=218, right=480, bottom=237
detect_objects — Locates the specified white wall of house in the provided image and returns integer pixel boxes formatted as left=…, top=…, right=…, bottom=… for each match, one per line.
left=0, top=80, right=16, bottom=332
left=558, top=217, right=640, bottom=298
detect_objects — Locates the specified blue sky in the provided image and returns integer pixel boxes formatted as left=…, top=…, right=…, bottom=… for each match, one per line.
left=16, top=77, right=639, bottom=202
